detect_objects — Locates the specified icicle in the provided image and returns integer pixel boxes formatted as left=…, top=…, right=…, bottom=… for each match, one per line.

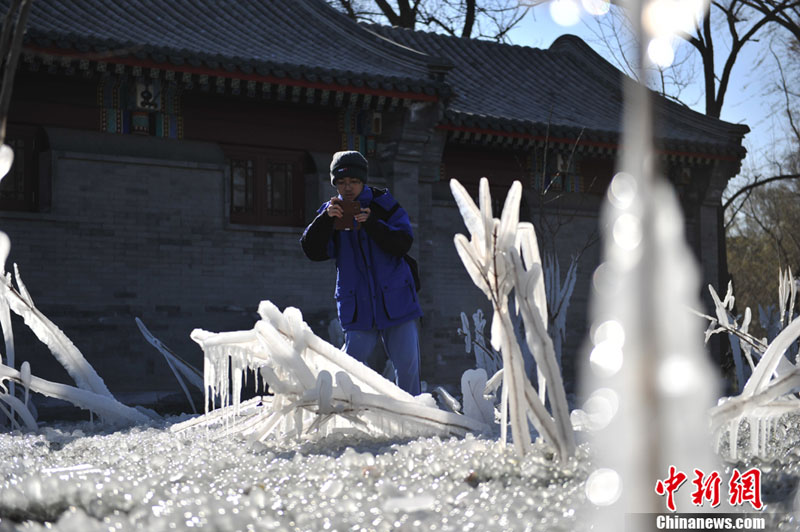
left=182, top=303, right=490, bottom=442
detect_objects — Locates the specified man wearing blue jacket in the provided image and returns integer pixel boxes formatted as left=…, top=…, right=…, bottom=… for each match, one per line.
left=300, top=151, right=422, bottom=395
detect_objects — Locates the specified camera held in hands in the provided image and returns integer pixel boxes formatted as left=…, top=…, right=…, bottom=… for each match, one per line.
left=331, top=198, right=361, bottom=231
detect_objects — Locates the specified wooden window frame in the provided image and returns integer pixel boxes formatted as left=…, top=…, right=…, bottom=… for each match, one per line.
left=0, top=124, right=48, bottom=212
left=224, top=145, right=305, bottom=227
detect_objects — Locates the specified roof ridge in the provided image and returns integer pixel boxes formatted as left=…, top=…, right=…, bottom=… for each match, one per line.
left=549, top=34, right=749, bottom=137
left=361, top=22, right=541, bottom=52
left=302, top=0, right=448, bottom=75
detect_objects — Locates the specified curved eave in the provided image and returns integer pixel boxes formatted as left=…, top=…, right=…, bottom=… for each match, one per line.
left=439, top=116, right=747, bottom=163
left=23, top=39, right=448, bottom=102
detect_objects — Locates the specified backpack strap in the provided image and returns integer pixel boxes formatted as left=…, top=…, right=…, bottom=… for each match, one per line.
left=366, top=189, right=420, bottom=292
left=368, top=188, right=400, bottom=223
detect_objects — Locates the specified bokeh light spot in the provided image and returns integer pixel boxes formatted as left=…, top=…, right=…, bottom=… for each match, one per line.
left=658, top=355, right=698, bottom=396
left=593, top=320, right=625, bottom=348
left=582, top=0, right=610, bottom=16
left=613, top=213, right=642, bottom=251
left=0, top=144, right=14, bottom=180
left=586, top=468, right=622, bottom=506
left=644, top=0, right=708, bottom=37
left=582, top=388, right=619, bottom=430
left=608, top=172, right=637, bottom=209
left=590, top=321, right=625, bottom=377
left=647, top=38, right=675, bottom=68
left=550, top=0, right=581, bottom=26
left=592, top=262, right=616, bottom=296
left=590, top=342, right=623, bottom=378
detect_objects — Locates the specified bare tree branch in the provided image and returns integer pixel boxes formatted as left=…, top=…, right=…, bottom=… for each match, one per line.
left=723, top=173, right=800, bottom=211
left=335, top=0, right=359, bottom=19
left=0, top=0, right=33, bottom=144
left=327, top=0, right=529, bottom=41
left=462, top=0, right=476, bottom=38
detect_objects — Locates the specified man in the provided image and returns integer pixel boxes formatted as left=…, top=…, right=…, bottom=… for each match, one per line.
left=300, top=150, right=422, bottom=395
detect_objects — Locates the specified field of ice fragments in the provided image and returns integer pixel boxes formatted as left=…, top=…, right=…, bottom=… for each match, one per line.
left=0, top=415, right=592, bottom=532
left=5, top=409, right=800, bottom=531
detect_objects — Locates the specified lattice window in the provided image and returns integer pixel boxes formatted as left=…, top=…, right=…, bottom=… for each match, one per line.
left=0, top=124, right=47, bottom=212
left=225, top=147, right=304, bottom=226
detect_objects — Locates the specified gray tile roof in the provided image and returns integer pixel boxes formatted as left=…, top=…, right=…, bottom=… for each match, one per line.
left=10, top=0, right=449, bottom=96
left=367, top=25, right=749, bottom=157
left=8, top=0, right=747, bottom=157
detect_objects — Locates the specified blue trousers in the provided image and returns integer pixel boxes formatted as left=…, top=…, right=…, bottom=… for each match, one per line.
left=343, top=319, right=421, bottom=396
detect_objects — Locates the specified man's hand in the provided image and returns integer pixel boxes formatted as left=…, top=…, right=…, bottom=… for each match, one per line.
left=326, top=197, right=343, bottom=218
left=355, top=207, right=371, bottom=223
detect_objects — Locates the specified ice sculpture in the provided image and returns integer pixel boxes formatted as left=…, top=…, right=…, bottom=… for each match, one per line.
left=449, top=178, right=575, bottom=460
left=172, top=301, right=490, bottom=441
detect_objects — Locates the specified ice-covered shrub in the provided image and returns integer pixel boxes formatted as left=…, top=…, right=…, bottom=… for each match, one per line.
left=458, top=251, right=577, bottom=380
left=458, top=309, right=502, bottom=377
left=450, top=177, right=575, bottom=460
left=456, top=253, right=577, bottom=423
left=544, top=254, right=577, bottom=367
left=703, top=269, right=800, bottom=460
left=0, top=251, right=150, bottom=426
left=174, top=301, right=490, bottom=442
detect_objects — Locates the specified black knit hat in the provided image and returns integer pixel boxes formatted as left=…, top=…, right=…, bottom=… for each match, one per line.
left=330, top=150, right=368, bottom=186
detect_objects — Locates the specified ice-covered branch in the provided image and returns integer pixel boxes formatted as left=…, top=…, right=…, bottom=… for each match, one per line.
left=449, top=177, right=575, bottom=460
left=0, top=229, right=147, bottom=426
left=0, top=363, right=150, bottom=424
left=136, top=317, right=202, bottom=414
left=174, top=301, right=490, bottom=442
left=0, top=265, right=114, bottom=399
left=709, top=312, right=800, bottom=460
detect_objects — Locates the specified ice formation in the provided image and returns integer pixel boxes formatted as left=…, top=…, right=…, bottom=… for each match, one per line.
left=694, top=268, right=800, bottom=460
left=0, top=230, right=148, bottom=427
left=135, top=318, right=203, bottom=414
left=174, top=301, right=490, bottom=442
left=584, top=139, right=721, bottom=523
left=711, top=316, right=800, bottom=458
left=0, top=419, right=593, bottom=531
left=1, top=145, right=147, bottom=426
left=1, top=263, right=114, bottom=399
left=543, top=254, right=577, bottom=367
left=704, top=281, right=759, bottom=392
left=581, top=1, right=720, bottom=525
left=458, top=309, right=501, bottom=377
left=450, top=178, right=575, bottom=460
left=460, top=369, right=495, bottom=426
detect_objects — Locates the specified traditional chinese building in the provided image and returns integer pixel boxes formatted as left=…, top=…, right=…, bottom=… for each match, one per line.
left=0, top=0, right=747, bottom=407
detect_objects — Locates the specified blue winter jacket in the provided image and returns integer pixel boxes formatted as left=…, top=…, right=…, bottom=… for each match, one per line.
left=300, top=186, right=422, bottom=331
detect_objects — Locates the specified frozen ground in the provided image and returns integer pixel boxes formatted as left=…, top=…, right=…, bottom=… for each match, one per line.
left=7, top=410, right=800, bottom=530
left=0, top=411, right=592, bottom=532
